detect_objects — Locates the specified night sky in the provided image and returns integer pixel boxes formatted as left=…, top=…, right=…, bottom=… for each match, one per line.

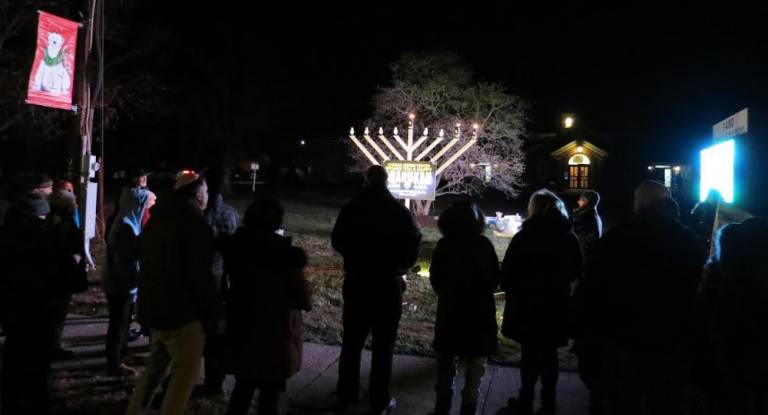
left=210, top=3, right=767, bottom=163
left=3, top=3, right=766, bottom=209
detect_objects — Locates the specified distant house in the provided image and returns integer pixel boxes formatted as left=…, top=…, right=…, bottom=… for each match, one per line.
left=524, top=132, right=609, bottom=196
left=550, top=140, right=608, bottom=194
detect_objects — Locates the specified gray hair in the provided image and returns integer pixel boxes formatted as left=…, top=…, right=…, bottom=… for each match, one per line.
left=527, top=189, right=568, bottom=220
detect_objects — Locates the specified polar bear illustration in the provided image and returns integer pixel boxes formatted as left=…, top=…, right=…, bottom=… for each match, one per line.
left=32, top=32, right=71, bottom=95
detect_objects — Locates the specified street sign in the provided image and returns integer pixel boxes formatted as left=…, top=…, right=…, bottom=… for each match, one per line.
left=385, top=160, right=436, bottom=201
left=713, top=108, right=748, bottom=141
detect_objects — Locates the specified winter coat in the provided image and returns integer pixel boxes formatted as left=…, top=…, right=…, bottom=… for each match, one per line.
left=572, top=206, right=602, bottom=265
left=501, top=212, right=583, bottom=346
left=136, top=195, right=223, bottom=331
left=103, top=187, right=148, bottom=294
left=0, top=210, right=59, bottom=331
left=709, top=262, right=768, bottom=387
left=575, top=210, right=702, bottom=353
left=47, top=209, right=88, bottom=295
left=430, top=235, right=499, bottom=357
left=224, top=229, right=311, bottom=381
left=203, top=194, right=240, bottom=290
left=332, top=185, right=421, bottom=282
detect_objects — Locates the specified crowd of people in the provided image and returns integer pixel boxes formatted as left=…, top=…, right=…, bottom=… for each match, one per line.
left=0, top=164, right=766, bottom=415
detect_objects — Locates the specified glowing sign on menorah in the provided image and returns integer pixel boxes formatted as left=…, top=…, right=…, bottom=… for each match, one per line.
left=349, top=114, right=478, bottom=207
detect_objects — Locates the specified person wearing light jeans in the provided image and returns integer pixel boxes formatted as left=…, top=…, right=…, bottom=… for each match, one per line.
left=428, top=201, right=500, bottom=415
left=125, top=172, right=224, bottom=415
left=434, top=356, right=487, bottom=414
left=125, top=321, right=206, bottom=414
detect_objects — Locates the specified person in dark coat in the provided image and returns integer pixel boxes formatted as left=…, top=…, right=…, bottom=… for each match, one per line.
left=700, top=218, right=768, bottom=415
left=572, top=190, right=603, bottom=265
left=571, top=190, right=604, bottom=413
left=0, top=192, right=58, bottom=414
left=125, top=172, right=225, bottom=415
left=223, top=197, right=312, bottom=415
left=575, top=181, right=703, bottom=415
left=201, top=166, right=240, bottom=396
left=429, top=201, right=499, bottom=415
left=46, top=189, right=88, bottom=361
left=332, top=165, right=422, bottom=415
left=501, top=189, right=583, bottom=415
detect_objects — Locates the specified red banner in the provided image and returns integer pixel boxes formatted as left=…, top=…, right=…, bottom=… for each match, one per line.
left=26, top=11, right=79, bottom=110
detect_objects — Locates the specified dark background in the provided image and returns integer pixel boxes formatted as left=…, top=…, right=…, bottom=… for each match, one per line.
left=1, top=2, right=766, bottom=212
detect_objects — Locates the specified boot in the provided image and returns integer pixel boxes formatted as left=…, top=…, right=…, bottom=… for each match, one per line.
left=459, top=401, right=477, bottom=415
left=429, top=389, right=453, bottom=415
left=257, top=388, right=280, bottom=415
left=538, top=388, right=557, bottom=415
left=508, top=386, right=534, bottom=415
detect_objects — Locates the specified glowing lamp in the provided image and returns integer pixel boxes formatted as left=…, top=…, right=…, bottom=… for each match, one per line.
left=564, top=116, right=574, bottom=129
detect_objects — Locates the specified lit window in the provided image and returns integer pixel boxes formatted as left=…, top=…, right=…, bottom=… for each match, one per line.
left=568, top=154, right=591, bottom=165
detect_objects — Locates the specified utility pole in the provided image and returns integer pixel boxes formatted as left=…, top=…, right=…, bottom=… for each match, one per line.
left=72, top=0, right=104, bottom=266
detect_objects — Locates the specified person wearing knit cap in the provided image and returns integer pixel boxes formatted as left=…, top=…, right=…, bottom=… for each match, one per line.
left=574, top=180, right=702, bottom=415
left=34, top=173, right=54, bottom=197
left=573, top=190, right=603, bottom=264
left=126, top=172, right=222, bottom=415
left=55, top=180, right=81, bottom=230
left=0, top=191, right=59, bottom=413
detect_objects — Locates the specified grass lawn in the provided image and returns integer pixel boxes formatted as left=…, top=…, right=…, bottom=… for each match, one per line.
left=72, top=189, right=577, bottom=371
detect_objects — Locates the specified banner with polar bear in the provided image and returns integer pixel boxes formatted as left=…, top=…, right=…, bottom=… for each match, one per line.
left=26, top=11, right=79, bottom=110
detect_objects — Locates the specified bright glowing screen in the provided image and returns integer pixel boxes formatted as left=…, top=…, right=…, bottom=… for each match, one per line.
left=700, top=139, right=735, bottom=203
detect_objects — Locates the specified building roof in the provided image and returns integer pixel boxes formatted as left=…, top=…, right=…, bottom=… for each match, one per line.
left=550, top=139, right=608, bottom=158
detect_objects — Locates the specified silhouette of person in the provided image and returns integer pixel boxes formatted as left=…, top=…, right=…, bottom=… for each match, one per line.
left=429, top=201, right=499, bottom=415
left=575, top=181, right=702, bottom=415
left=502, top=189, right=582, bottom=415
left=332, top=165, right=422, bottom=414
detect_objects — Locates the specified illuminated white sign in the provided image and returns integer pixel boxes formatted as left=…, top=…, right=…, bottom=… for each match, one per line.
left=385, top=161, right=436, bottom=201
left=700, top=139, right=735, bottom=203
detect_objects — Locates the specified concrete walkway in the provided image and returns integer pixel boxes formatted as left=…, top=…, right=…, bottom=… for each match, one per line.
left=54, top=315, right=589, bottom=414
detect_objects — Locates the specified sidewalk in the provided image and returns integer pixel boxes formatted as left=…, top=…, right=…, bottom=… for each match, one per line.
left=51, top=315, right=589, bottom=414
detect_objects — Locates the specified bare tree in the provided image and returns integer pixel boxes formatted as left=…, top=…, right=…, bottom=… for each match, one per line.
left=355, top=51, right=527, bottom=215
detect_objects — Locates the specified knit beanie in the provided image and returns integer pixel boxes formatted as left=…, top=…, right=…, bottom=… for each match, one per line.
left=35, top=173, right=54, bottom=189
left=49, top=189, right=77, bottom=213
left=580, top=191, right=600, bottom=209
left=15, top=192, right=51, bottom=217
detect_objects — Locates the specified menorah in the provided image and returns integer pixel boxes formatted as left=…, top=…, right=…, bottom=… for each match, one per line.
left=349, top=114, right=478, bottom=208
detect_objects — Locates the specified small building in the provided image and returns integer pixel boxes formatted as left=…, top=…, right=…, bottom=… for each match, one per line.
left=550, top=140, right=609, bottom=194
left=524, top=132, right=609, bottom=197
